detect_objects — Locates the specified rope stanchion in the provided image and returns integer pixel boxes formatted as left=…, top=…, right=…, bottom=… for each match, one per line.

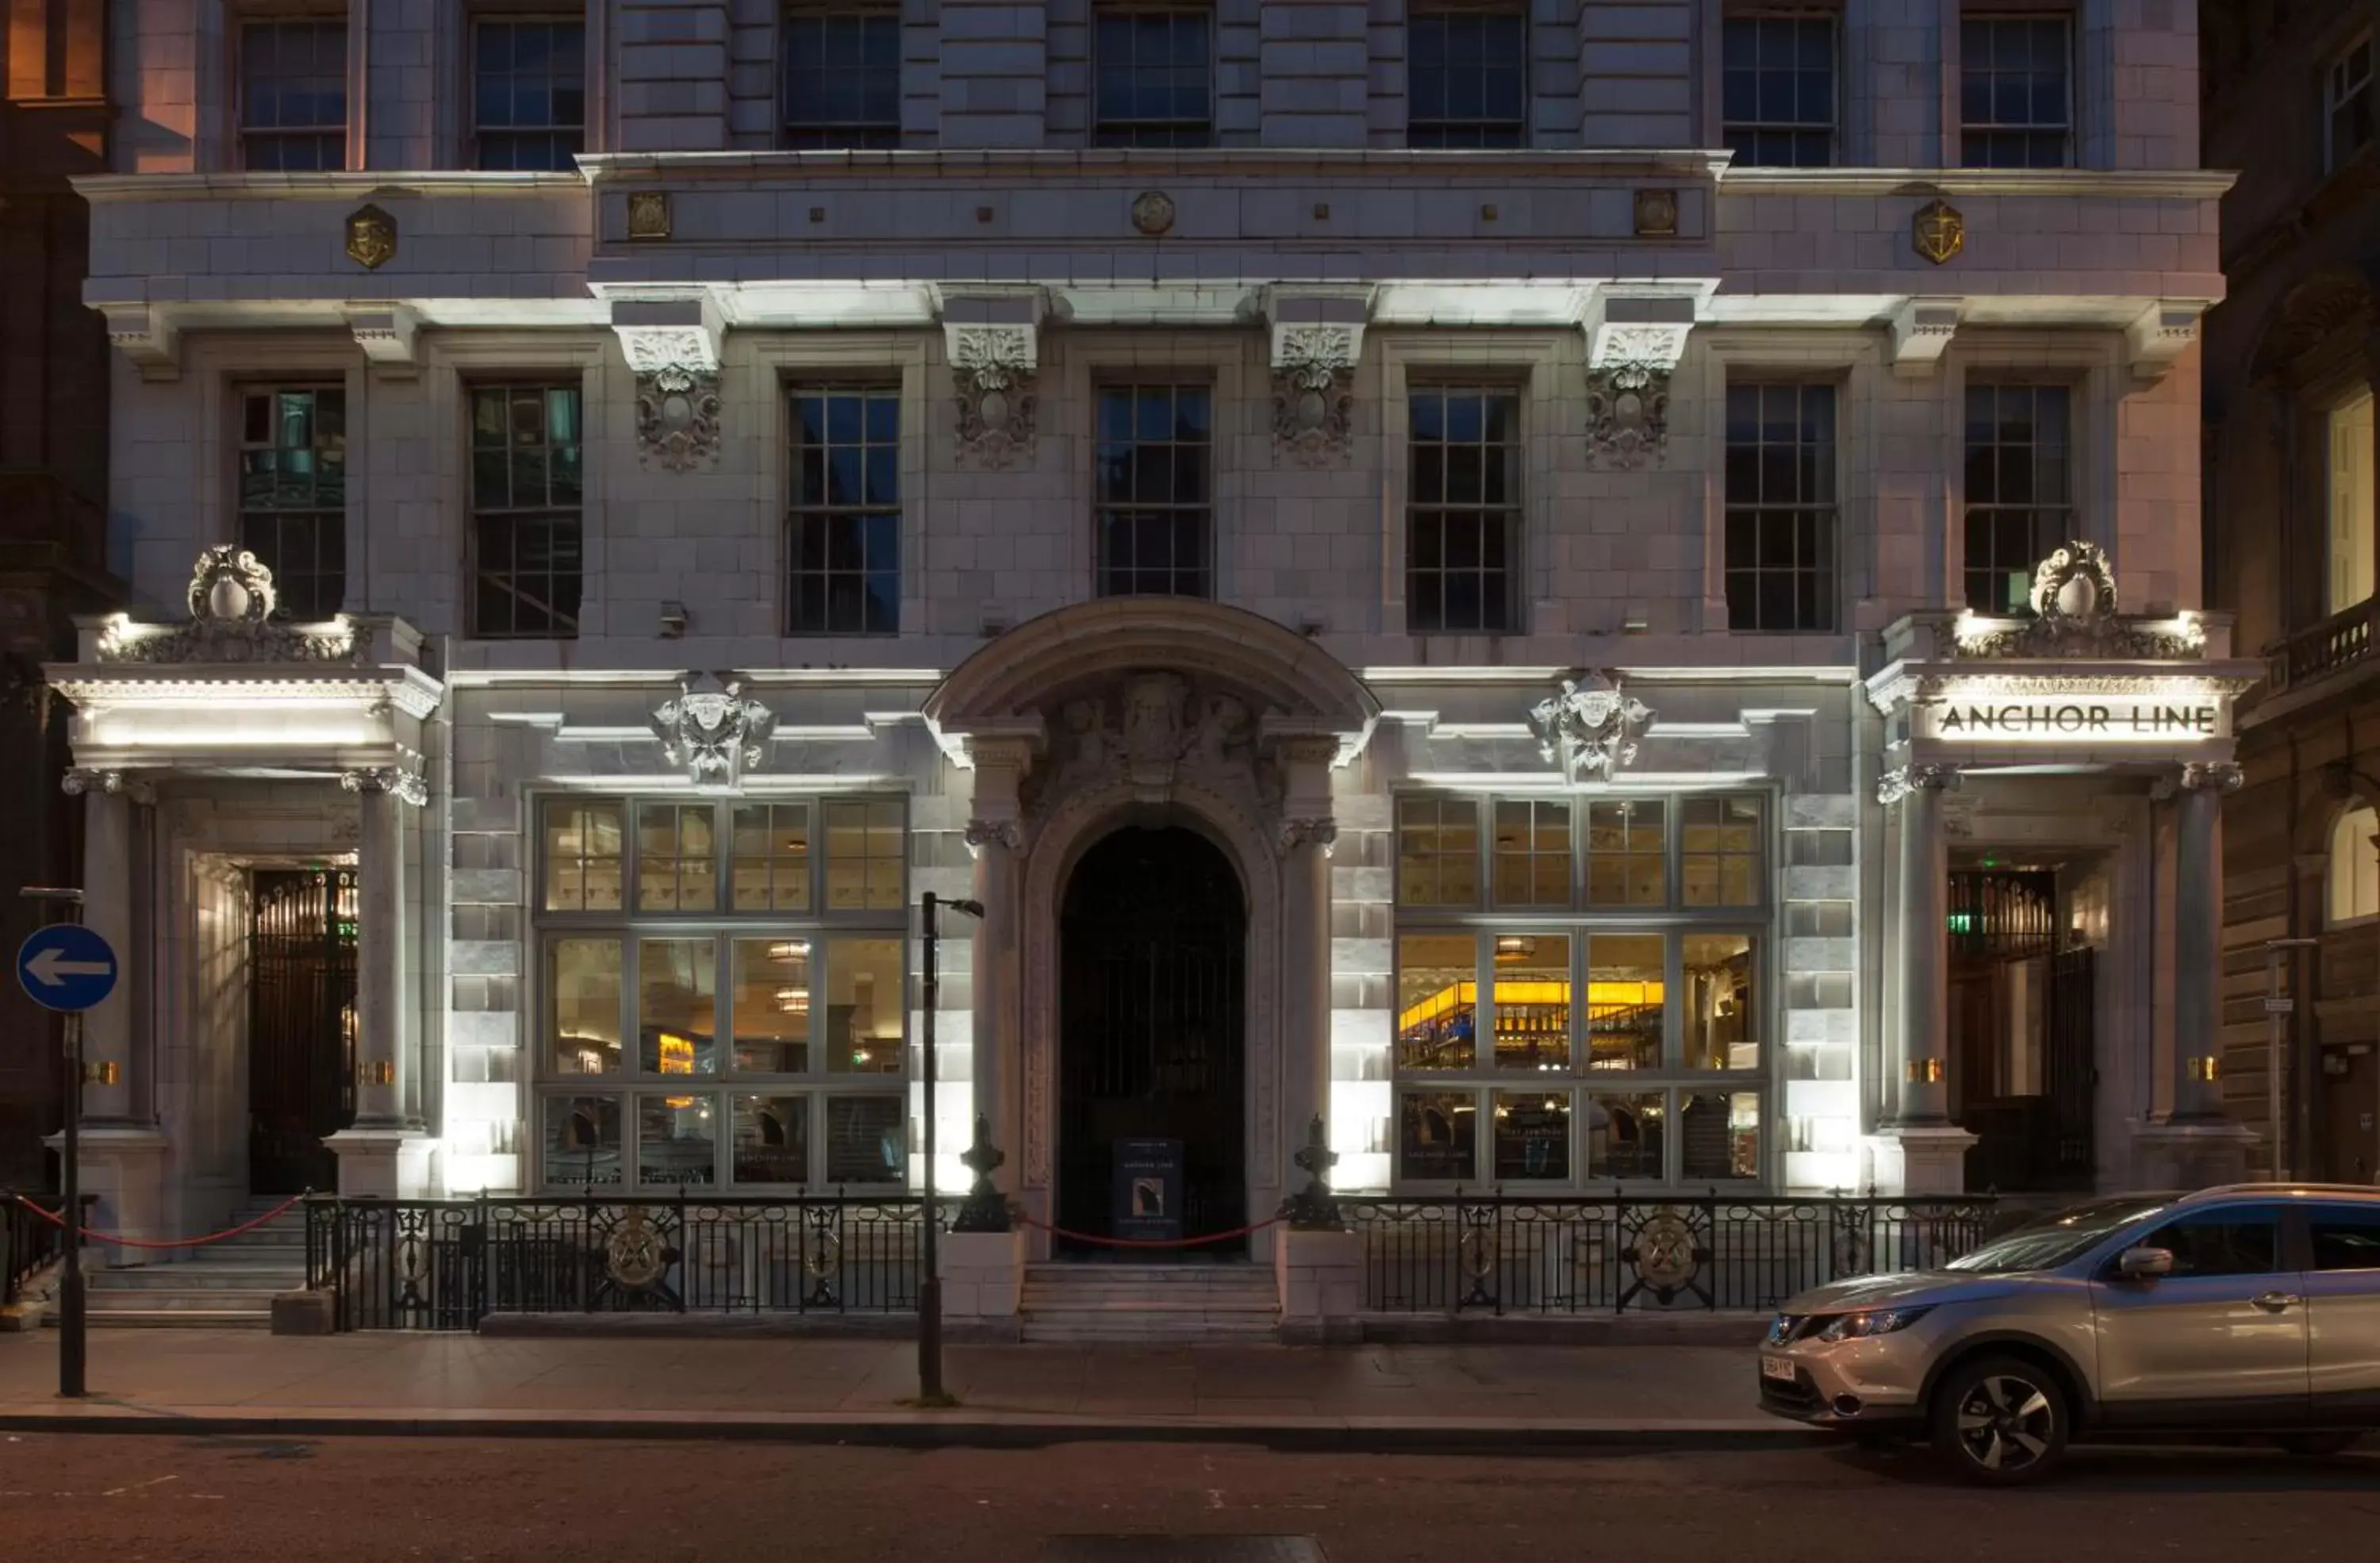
left=10, top=1189, right=309, bottom=1251
left=1010, top=1209, right=1284, bottom=1250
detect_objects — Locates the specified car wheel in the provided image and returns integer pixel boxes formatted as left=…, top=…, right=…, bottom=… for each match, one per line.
left=2277, top=1433, right=2363, bottom=1457
left=1930, top=1357, right=2069, bottom=1486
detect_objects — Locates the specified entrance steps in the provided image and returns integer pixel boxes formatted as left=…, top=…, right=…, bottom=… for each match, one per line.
left=1018, top=1262, right=1280, bottom=1345
left=72, top=1196, right=308, bottom=1330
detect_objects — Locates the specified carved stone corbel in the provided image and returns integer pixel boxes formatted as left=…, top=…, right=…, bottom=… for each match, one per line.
left=347, top=305, right=421, bottom=371
left=942, top=290, right=1046, bottom=468
left=1887, top=297, right=1962, bottom=378
left=1264, top=287, right=1371, bottom=466
left=2126, top=300, right=2210, bottom=387
left=98, top=302, right=180, bottom=382
left=1581, top=292, right=1697, bottom=469
left=612, top=296, right=724, bottom=472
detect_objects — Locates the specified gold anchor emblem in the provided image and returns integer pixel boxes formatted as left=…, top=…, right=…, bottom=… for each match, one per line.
left=1913, top=199, right=1965, bottom=265
left=344, top=204, right=397, bottom=270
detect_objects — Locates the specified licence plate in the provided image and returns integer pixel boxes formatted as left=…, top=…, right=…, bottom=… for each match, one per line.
left=1760, top=1354, right=1798, bottom=1383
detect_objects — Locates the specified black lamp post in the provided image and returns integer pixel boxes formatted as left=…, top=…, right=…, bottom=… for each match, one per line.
left=917, top=890, right=981, bottom=1405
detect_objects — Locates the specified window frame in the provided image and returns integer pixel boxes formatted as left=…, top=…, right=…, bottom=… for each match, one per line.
left=233, top=379, right=350, bottom=622
left=1091, top=3, right=1216, bottom=148
left=778, top=3, right=905, bottom=150
left=2326, top=31, right=2376, bottom=175
left=1092, top=378, right=1217, bottom=600
left=2327, top=805, right=2380, bottom=928
left=235, top=15, right=351, bottom=172
left=466, top=380, right=586, bottom=640
left=1722, top=378, right=1841, bottom=632
left=1720, top=10, right=1840, bottom=168
left=1404, top=2, right=1531, bottom=149
left=467, top=11, right=590, bottom=171
left=1403, top=380, right=1527, bottom=636
left=1961, top=378, right=2078, bottom=615
left=785, top=381, right=904, bottom=637
left=531, top=792, right=912, bottom=1192
left=1957, top=11, right=2076, bottom=170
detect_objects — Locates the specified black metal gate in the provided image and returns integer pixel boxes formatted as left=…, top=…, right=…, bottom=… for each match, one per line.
left=1058, top=827, right=1246, bottom=1256
left=1948, top=870, right=2095, bottom=1192
left=2044, top=947, right=2097, bottom=1182
left=248, top=868, right=358, bottom=1194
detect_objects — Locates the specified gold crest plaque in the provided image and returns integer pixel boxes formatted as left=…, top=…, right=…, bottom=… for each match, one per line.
left=1914, top=199, right=1966, bottom=265
left=626, top=190, right=672, bottom=241
left=344, top=205, right=396, bottom=270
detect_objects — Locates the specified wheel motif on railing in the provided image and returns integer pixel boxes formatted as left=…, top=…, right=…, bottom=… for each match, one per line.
left=1630, top=1207, right=1699, bottom=1292
left=604, top=1208, right=670, bottom=1290
left=801, top=1203, right=845, bottom=1306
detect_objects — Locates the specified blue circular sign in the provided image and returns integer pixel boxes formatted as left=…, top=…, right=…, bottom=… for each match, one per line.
left=16, top=924, right=119, bottom=1014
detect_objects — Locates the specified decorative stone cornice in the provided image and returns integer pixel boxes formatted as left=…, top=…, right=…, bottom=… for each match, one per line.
left=614, top=296, right=724, bottom=473
left=1528, top=673, right=1652, bottom=782
left=1887, top=297, right=1962, bottom=378
left=1948, top=541, right=2207, bottom=661
left=652, top=673, right=775, bottom=789
left=2179, top=760, right=2244, bottom=794
left=1878, top=764, right=1960, bottom=805
left=964, top=818, right=1025, bottom=855
left=1274, top=816, right=1338, bottom=857
left=2126, top=300, right=2211, bottom=387
left=62, top=769, right=155, bottom=805
left=94, top=547, right=363, bottom=665
left=340, top=749, right=428, bottom=807
left=1580, top=293, right=1695, bottom=469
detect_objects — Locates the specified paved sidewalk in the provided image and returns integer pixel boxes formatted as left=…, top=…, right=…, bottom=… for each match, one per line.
left=0, top=1329, right=1793, bottom=1449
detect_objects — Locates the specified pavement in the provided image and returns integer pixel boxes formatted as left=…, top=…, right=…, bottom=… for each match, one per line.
left=0, top=1328, right=1786, bottom=1448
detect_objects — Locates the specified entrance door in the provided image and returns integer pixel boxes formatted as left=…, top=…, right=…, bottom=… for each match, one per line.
left=1058, top=827, right=1246, bottom=1258
left=248, top=868, right=359, bottom=1193
left=2320, top=1045, right=2380, bottom=1184
left=1948, top=870, right=2094, bottom=1192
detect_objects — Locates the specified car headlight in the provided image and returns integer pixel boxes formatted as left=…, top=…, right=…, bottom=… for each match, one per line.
left=1814, top=1305, right=1934, bottom=1342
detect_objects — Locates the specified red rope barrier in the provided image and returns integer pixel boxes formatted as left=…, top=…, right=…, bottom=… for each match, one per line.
left=1010, top=1210, right=1284, bottom=1249
left=10, top=1190, right=309, bottom=1251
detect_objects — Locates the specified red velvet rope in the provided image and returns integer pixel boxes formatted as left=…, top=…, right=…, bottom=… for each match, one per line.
left=11, top=1190, right=308, bottom=1251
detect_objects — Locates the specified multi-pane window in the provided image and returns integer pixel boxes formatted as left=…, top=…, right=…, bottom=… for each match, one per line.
left=1960, top=15, right=2073, bottom=168
left=781, top=7, right=903, bottom=148
left=1724, top=382, right=1837, bottom=632
left=536, top=795, right=909, bottom=1189
left=1407, top=387, right=1521, bottom=634
left=1722, top=14, right=1837, bottom=167
left=1963, top=384, right=2074, bottom=613
left=1407, top=7, right=1528, bottom=148
left=238, top=386, right=347, bottom=621
left=470, top=386, right=584, bottom=638
left=473, top=17, right=587, bottom=171
left=1392, top=793, right=1768, bottom=1185
left=2330, top=35, right=2375, bottom=172
left=1096, top=383, right=1212, bottom=598
left=239, top=20, right=347, bottom=171
left=786, top=386, right=900, bottom=636
left=1094, top=7, right=1212, bottom=147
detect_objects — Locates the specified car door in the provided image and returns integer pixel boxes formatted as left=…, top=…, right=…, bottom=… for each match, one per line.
left=2303, top=1202, right=2380, bottom=1428
left=2090, top=1204, right=2309, bottom=1428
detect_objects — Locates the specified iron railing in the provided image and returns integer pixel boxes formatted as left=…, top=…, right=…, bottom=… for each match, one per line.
left=2, top=1193, right=92, bottom=1305
left=1339, top=1192, right=1998, bottom=1314
left=305, top=1192, right=933, bottom=1331
left=2271, top=596, right=2380, bottom=697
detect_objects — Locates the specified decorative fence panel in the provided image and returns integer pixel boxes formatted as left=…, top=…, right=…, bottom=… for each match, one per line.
left=2, top=1194, right=89, bottom=1305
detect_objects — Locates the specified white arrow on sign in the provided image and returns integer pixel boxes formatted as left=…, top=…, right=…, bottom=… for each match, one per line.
left=26, top=947, right=112, bottom=987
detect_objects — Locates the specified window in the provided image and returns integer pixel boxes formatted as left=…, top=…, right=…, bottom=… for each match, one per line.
left=237, top=386, right=347, bottom=621
left=1724, top=382, right=1837, bottom=632
left=787, top=386, right=901, bottom=636
left=2328, top=388, right=2375, bottom=614
left=1095, top=383, right=1212, bottom=598
left=1960, top=15, right=2073, bottom=168
left=1963, top=384, right=2073, bottom=613
left=2329, top=34, right=2375, bottom=172
left=473, top=17, right=585, bottom=169
left=2133, top=1210, right=2281, bottom=1277
left=1407, top=6, right=1527, bottom=148
left=240, top=20, right=347, bottom=170
left=536, top=795, right=910, bottom=1188
left=470, top=385, right=584, bottom=638
left=781, top=7, right=902, bottom=148
left=1722, top=14, right=1836, bottom=167
left=1407, top=387, right=1521, bottom=634
left=2309, top=1204, right=2380, bottom=1270
left=1391, top=791, right=1770, bottom=1185
left=2329, top=806, right=2379, bottom=925
left=1094, top=7, right=1211, bottom=146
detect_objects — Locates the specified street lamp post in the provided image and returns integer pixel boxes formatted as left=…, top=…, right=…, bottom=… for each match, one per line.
left=2263, top=936, right=2319, bottom=1181
left=916, top=890, right=981, bottom=1406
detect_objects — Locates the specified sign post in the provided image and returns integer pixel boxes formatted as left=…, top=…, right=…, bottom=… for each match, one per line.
left=16, top=899, right=118, bottom=1400
left=2263, top=937, right=2319, bottom=1182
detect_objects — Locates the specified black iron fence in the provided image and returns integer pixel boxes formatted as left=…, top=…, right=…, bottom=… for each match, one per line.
left=305, top=1192, right=933, bottom=1331
left=2, top=1193, right=91, bottom=1305
left=1339, top=1192, right=1998, bottom=1315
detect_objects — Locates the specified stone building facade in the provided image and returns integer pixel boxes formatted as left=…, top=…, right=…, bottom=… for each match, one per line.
left=2204, top=0, right=2380, bottom=1187
left=57, top=1, right=2248, bottom=1261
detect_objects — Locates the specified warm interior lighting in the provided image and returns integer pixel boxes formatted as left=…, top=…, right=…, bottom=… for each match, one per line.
left=658, top=1033, right=694, bottom=1074
left=1397, top=979, right=1664, bottom=1034
left=768, top=941, right=810, bottom=962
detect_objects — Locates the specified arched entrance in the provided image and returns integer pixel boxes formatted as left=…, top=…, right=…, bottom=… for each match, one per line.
left=1058, top=824, right=1247, bottom=1258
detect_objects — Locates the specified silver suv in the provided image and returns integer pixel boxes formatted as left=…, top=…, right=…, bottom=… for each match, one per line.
left=1757, top=1185, right=2380, bottom=1483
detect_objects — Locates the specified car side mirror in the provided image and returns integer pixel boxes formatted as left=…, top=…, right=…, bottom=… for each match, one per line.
left=2117, top=1246, right=2175, bottom=1281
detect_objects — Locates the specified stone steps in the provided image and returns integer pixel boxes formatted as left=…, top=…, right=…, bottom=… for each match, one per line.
left=61, top=1200, right=309, bottom=1331
left=1019, top=1263, right=1280, bottom=1345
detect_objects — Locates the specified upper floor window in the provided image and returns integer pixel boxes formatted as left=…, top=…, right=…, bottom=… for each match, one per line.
left=1962, top=383, right=2072, bottom=614
left=1095, top=383, right=1212, bottom=598
left=2328, top=805, right=2379, bottom=925
left=473, top=17, right=587, bottom=170
left=1407, top=386, right=1520, bottom=634
left=2328, top=388, right=2375, bottom=614
left=470, top=385, right=585, bottom=639
left=238, top=386, right=346, bottom=620
left=239, top=20, right=347, bottom=171
left=1723, top=382, right=1837, bottom=632
left=1407, top=6, right=1528, bottom=148
left=1722, top=13, right=1837, bottom=167
left=1094, top=7, right=1212, bottom=147
left=786, top=386, right=901, bottom=636
left=1960, top=14, right=2072, bottom=168
left=2329, top=34, right=2375, bottom=172
left=782, top=6, right=901, bottom=148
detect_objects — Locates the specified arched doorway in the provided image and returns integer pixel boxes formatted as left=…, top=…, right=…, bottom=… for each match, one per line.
left=1058, top=825, right=1247, bottom=1258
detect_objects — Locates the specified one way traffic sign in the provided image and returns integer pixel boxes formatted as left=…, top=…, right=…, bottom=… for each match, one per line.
left=17, top=923, right=118, bottom=1013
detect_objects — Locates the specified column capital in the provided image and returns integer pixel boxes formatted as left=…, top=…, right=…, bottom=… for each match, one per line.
left=1877, top=763, right=1959, bottom=805
left=340, top=755, right=428, bottom=807
left=1274, top=816, right=1338, bottom=858
left=63, top=768, right=155, bottom=805
left=2178, top=760, right=2245, bottom=794
left=964, top=818, right=1024, bottom=856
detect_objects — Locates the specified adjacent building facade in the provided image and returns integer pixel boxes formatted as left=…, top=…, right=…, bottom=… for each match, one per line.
left=2205, top=0, right=2380, bottom=1189
left=58, top=2, right=2250, bottom=1262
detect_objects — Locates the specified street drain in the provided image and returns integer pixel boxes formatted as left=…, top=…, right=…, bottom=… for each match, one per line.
left=1040, top=1541, right=1326, bottom=1563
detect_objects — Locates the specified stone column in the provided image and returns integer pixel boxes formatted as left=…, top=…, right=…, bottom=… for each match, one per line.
left=326, top=759, right=430, bottom=1197
left=964, top=736, right=1035, bottom=1198
left=1872, top=763, right=1973, bottom=1195
left=2172, top=762, right=2243, bottom=1121
left=1273, top=735, right=1341, bottom=1206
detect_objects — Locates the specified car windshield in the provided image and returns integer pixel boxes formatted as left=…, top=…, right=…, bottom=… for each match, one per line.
left=1942, top=1197, right=2175, bottom=1274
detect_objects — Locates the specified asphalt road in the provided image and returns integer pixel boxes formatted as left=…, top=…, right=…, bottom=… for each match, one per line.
left=2, top=1435, right=2375, bottom=1562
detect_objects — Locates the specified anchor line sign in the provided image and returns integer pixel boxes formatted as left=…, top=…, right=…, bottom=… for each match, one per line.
left=17, top=923, right=119, bottom=1013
